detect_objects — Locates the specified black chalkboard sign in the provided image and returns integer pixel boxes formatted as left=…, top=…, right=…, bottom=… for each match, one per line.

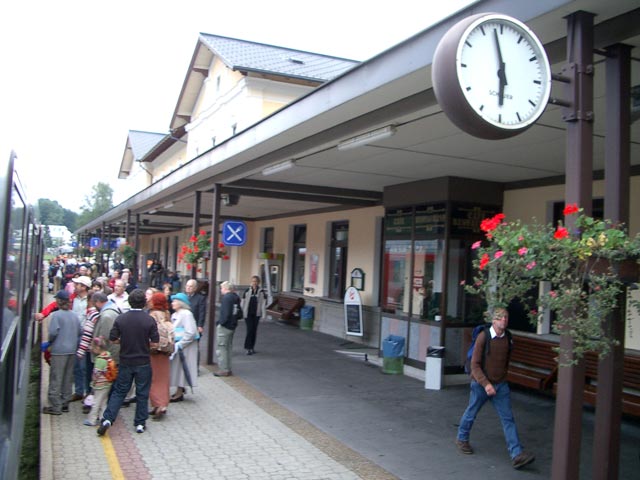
left=345, top=303, right=363, bottom=336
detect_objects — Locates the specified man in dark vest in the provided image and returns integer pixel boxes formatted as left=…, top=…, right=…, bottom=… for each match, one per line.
left=455, top=307, right=535, bottom=470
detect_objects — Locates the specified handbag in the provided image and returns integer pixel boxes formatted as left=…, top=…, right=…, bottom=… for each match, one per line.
left=174, top=326, right=199, bottom=343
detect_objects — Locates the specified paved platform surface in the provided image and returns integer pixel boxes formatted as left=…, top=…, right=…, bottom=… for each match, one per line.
left=40, top=315, right=640, bottom=479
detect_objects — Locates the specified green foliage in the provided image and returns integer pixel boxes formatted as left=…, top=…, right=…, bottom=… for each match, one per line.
left=37, top=198, right=64, bottom=224
left=36, top=198, right=78, bottom=232
left=466, top=206, right=640, bottom=360
left=76, top=182, right=114, bottom=228
left=119, top=244, right=137, bottom=268
left=62, top=208, right=77, bottom=232
left=19, top=346, right=40, bottom=479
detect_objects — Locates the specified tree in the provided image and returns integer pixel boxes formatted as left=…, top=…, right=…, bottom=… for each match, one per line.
left=62, top=208, right=77, bottom=232
left=37, top=198, right=64, bottom=225
left=76, top=182, right=114, bottom=228
left=42, top=225, right=52, bottom=247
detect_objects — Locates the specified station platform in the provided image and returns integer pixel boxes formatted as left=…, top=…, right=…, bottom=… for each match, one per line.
left=39, top=312, right=640, bottom=479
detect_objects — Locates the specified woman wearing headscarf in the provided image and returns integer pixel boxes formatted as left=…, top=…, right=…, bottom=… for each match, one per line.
left=148, top=292, right=173, bottom=418
left=169, top=292, right=198, bottom=402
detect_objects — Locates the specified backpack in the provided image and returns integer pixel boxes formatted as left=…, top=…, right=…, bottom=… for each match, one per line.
left=464, top=324, right=512, bottom=374
left=156, top=320, right=175, bottom=354
left=105, top=357, right=118, bottom=382
left=151, top=310, right=175, bottom=353
left=234, top=299, right=244, bottom=320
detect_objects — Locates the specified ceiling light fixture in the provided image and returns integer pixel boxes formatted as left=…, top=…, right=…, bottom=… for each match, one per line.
left=148, top=209, right=158, bottom=214
left=337, top=125, right=397, bottom=151
left=262, top=159, right=295, bottom=176
left=163, top=202, right=174, bottom=209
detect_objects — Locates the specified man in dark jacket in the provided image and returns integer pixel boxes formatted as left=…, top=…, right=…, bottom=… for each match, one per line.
left=185, top=278, right=207, bottom=371
left=455, top=307, right=535, bottom=470
left=214, top=281, right=241, bottom=377
left=97, top=289, right=159, bottom=436
left=185, top=279, right=207, bottom=335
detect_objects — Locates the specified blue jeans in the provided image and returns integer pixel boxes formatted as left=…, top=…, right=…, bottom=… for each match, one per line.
left=457, top=380, right=523, bottom=459
left=102, top=363, right=152, bottom=427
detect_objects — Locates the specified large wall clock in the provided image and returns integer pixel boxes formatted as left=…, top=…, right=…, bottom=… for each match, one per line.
left=432, top=13, right=552, bottom=140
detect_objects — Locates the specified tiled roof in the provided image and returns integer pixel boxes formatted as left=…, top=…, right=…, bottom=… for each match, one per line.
left=199, top=33, right=359, bottom=82
left=128, top=130, right=166, bottom=160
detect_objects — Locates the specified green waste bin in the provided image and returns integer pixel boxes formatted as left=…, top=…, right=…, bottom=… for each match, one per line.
left=382, top=335, right=405, bottom=374
left=300, top=305, right=315, bottom=330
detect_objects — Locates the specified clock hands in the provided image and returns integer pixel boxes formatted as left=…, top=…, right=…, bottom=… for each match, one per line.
left=493, top=28, right=508, bottom=106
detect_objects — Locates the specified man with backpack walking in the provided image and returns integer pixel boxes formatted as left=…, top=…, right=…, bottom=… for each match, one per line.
left=456, top=307, right=535, bottom=470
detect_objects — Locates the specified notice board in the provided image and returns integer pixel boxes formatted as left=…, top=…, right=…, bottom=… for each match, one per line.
left=344, top=286, right=363, bottom=336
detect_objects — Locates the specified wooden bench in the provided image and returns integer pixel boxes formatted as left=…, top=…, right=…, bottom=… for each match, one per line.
left=266, top=293, right=305, bottom=325
left=506, top=335, right=558, bottom=391
left=581, top=352, right=640, bottom=417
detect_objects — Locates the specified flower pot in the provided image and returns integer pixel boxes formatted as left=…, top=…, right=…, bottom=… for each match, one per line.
left=586, top=257, right=640, bottom=285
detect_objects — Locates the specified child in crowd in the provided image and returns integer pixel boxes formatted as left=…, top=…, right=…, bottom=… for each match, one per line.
left=84, top=337, right=114, bottom=426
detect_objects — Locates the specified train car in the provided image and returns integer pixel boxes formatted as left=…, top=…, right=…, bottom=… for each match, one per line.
left=0, top=151, right=43, bottom=480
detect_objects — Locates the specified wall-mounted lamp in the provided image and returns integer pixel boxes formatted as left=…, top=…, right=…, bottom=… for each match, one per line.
left=337, top=125, right=397, bottom=151
left=262, top=159, right=294, bottom=176
left=221, top=194, right=239, bottom=206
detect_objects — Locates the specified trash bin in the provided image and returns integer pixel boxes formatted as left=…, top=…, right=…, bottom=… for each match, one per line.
left=425, top=346, right=445, bottom=390
left=382, top=335, right=405, bottom=374
left=300, top=305, right=315, bottom=330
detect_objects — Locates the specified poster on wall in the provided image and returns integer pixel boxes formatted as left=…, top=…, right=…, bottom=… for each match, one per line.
left=309, top=253, right=318, bottom=284
left=344, top=286, right=363, bottom=337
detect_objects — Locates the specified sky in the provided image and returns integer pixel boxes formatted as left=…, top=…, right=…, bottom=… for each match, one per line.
left=0, top=0, right=475, bottom=212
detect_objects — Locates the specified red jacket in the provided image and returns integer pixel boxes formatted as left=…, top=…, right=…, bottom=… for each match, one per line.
left=39, top=292, right=81, bottom=318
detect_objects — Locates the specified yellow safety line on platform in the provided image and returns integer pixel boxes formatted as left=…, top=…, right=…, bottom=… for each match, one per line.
left=100, top=435, right=125, bottom=480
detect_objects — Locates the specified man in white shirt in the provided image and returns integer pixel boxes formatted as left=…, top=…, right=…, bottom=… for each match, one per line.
left=108, top=279, right=131, bottom=312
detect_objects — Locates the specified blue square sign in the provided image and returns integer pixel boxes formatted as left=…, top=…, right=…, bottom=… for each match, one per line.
left=222, top=221, right=247, bottom=247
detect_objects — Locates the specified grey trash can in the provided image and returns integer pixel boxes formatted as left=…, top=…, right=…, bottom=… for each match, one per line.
left=425, top=346, right=445, bottom=390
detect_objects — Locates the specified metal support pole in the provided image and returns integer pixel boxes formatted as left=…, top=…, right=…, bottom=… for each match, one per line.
left=207, top=185, right=221, bottom=365
left=191, top=191, right=202, bottom=280
left=592, top=42, right=631, bottom=480
left=135, top=213, right=140, bottom=281
left=125, top=210, right=131, bottom=244
left=551, top=11, right=594, bottom=480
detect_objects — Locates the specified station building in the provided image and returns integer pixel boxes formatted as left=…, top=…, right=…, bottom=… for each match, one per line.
left=77, top=0, right=640, bottom=378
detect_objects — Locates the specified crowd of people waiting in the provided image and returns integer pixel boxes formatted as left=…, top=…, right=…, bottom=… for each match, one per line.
left=38, top=254, right=269, bottom=436
left=37, top=255, right=214, bottom=434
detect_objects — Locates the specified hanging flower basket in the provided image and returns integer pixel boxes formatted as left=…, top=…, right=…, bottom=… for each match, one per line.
left=586, top=257, right=640, bottom=285
left=177, top=230, right=229, bottom=267
left=466, top=205, right=640, bottom=360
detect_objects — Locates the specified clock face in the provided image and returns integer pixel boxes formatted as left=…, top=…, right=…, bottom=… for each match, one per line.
left=457, top=15, right=551, bottom=130
left=432, top=13, right=552, bottom=139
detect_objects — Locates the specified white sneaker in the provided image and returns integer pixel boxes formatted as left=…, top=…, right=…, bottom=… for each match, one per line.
left=136, top=424, right=145, bottom=434
left=97, top=419, right=111, bottom=436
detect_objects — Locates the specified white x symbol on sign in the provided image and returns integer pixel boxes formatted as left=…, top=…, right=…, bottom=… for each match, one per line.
left=226, top=225, right=243, bottom=242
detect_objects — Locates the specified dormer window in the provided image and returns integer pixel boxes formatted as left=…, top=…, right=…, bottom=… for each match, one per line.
left=288, top=57, right=305, bottom=65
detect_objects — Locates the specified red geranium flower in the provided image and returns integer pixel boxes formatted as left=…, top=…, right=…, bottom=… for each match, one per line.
left=563, top=204, right=579, bottom=215
left=480, top=213, right=505, bottom=234
left=479, top=253, right=490, bottom=270
left=554, top=226, right=569, bottom=240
